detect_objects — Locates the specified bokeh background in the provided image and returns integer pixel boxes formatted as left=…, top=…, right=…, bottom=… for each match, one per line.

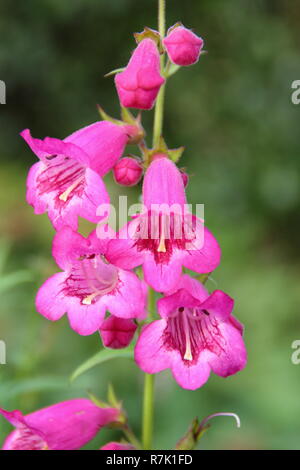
left=1, top=0, right=300, bottom=450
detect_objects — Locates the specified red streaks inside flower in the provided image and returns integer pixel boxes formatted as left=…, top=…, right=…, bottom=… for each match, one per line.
left=63, top=255, right=119, bottom=305
left=37, top=154, right=85, bottom=207
left=163, top=307, right=226, bottom=364
left=134, top=211, right=196, bottom=264
left=9, top=426, right=48, bottom=450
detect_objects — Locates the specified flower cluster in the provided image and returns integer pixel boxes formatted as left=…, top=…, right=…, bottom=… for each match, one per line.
left=4, top=19, right=247, bottom=451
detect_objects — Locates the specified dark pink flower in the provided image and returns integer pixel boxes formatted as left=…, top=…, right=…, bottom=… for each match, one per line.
left=113, top=157, right=143, bottom=186
left=163, top=25, right=204, bottom=66
left=36, top=226, right=147, bottom=335
left=115, top=39, right=165, bottom=110
left=101, top=442, right=135, bottom=450
left=106, top=156, right=221, bottom=292
left=0, top=399, right=118, bottom=450
left=22, top=121, right=134, bottom=230
left=99, top=316, right=137, bottom=349
left=135, top=275, right=247, bottom=390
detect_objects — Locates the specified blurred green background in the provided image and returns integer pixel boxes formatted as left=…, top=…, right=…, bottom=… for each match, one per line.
left=1, top=0, right=300, bottom=450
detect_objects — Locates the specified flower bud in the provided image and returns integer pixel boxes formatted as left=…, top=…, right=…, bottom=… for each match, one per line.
left=99, top=316, right=137, bottom=349
left=113, top=157, right=143, bottom=187
left=163, top=25, right=204, bottom=66
left=115, top=39, right=165, bottom=110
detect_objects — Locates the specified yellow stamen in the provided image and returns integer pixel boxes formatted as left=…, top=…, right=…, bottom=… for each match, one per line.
left=157, top=220, right=167, bottom=252
left=59, top=178, right=82, bottom=202
left=183, top=310, right=193, bottom=361
left=82, top=292, right=98, bottom=305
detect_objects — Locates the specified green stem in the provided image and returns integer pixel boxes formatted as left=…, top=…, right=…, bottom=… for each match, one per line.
left=142, top=373, right=155, bottom=449
left=141, top=0, right=166, bottom=452
left=152, top=0, right=166, bottom=148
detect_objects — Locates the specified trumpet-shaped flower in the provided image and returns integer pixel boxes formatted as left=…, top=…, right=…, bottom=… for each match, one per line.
left=106, top=156, right=221, bottom=292
left=22, top=121, right=136, bottom=230
left=115, top=39, right=165, bottom=110
left=36, top=226, right=147, bottom=335
left=0, top=399, right=119, bottom=450
left=135, top=275, right=247, bottom=390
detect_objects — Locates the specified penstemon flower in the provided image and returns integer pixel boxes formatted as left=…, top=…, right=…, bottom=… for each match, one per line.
left=36, top=226, right=146, bottom=335
left=135, top=274, right=246, bottom=390
left=0, top=399, right=119, bottom=450
left=22, top=121, right=138, bottom=230
left=106, top=155, right=221, bottom=292
left=18, top=0, right=248, bottom=451
left=115, top=38, right=165, bottom=110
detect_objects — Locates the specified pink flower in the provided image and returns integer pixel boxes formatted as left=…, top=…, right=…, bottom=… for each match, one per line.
left=163, top=25, right=204, bottom=66
left=22, top=121, right=135, bottom=230
left=99, top=316, right=137, bottom=349
left=0, top=399, right=119, bottom=450
left=115, top=39, right=165, bottom=110
left=135, top=275, right=247, bottom=390
left=36, top=226, right=147, bottom=335
left=113, top=157, right=143, bottom=186
left=101, top=442, right=135, bottom=450
left=106, top=156, right=221, bottom=292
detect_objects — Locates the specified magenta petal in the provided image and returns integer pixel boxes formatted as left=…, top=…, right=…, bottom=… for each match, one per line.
left=52, top=227, right=90, bottom=270
left=24, top=399, right=118, bottom=450
left=207, top=322, right=247, bottom=378
left=101, top=442, right=135, bottom=450
left=170, top=355, right=211, bottom=390
left=105, top=221, right=144, bottom=270
left=103, top=269, right=146, bottom=319
left=99, top=316, right=137, bottom=349
left=21, top=129, right=89, bottom=166
left=143, top=252, right=183, bottom=293
left=178, top=273, right=209, bottom=301
left=65, top=121, right=129, bottom=176
left=143, top=157, right=186, bottom=209
left=66, top=298, right=107, bottom=335
left=76, top=167, right=110, bottom=224
left=199, top=290, right=234, bottom=320
left=134, top=320, right=171, bottom=374
left=88, top=226, right=116, bottom=256
left=36, top=272, right=68, bottom=322
left=183, top=225, right=221, bottom=273
left=157, top=288, right=199, bottom=319
left=26, top=162, right=47, bottom=214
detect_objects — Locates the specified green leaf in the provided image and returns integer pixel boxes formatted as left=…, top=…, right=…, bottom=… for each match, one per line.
left=104, top=67, right=125, bottom=78
left=71, top=345, right=134, bottom=382
left=0, top=270, right=32, bottom=294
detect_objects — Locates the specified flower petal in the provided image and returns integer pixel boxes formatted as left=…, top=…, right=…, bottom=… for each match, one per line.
left=183, top=225, right=221, bottom=273
left=35, top=272, right=68, bottom=322
left=170, top=354, right=211, bottom=390
left=103, top=269, right=146, bottom=319
left=207, top=322, right=247, bottom=378
left=143, top=157, right=186, bottom=209
left=134, top=320, right=171, bottom=374
left=143, top=252, right=183, bottom=293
